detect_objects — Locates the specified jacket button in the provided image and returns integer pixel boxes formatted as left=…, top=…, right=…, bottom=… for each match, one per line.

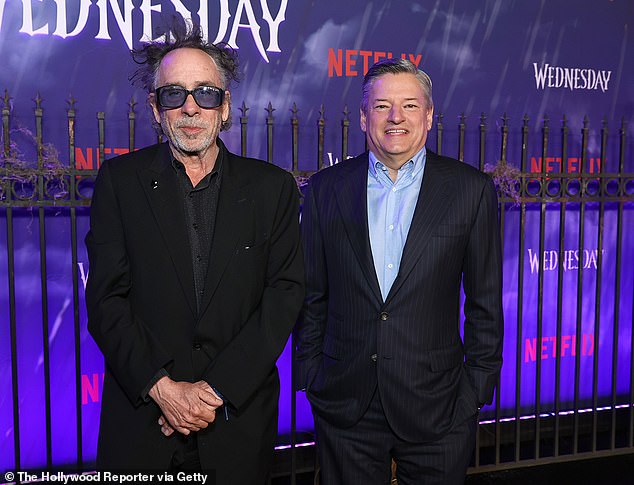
left=193, top=343, right=202, bottom=351
left=380, top=312, right=389, bottom=321
left=371, top=353, right=378, bottom=362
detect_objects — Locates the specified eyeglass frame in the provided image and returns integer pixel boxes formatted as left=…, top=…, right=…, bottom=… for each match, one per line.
left=153, top=85, right=226, bottom=110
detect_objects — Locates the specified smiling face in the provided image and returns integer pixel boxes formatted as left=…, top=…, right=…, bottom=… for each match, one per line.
left=360, top=72, right=434, bottom=171
left=149, top=47, right=230, bottom=161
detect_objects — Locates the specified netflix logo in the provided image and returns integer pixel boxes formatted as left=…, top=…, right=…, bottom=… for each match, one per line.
left=530, top=156, right=602, bottom=174
left=75, top=147, right=130, bottom=170
left=524, top=334, right=594, bottom=363
left=327, top=48, right=423, bottom=78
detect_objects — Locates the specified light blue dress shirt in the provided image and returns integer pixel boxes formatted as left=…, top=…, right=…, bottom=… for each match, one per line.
left=367, top=147, right=427, bottom=301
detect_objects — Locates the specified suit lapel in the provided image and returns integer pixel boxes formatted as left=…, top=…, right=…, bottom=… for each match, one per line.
left=138, top=144, right=197, bottom=317
left=334, top=155, right=383, bottom=304
left=198, top=150, right=250, bottom=316
left=385, top=152, right=455, bottom=302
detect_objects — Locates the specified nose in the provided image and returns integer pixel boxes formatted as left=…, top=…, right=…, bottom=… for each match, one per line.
left=181, top=92, right=200, bottom=116
left=388, top=105, right=404, bottom=123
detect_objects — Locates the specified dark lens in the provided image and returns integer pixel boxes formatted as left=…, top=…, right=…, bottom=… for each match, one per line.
left=158, top=86, right=187, bottom=108
left=192, top=86, right=224, bottom=109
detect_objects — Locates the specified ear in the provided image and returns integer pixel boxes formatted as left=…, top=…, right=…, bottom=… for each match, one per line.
left=360, top=107, right=367, bottom=133
left=222, top=91, right=231, bottom=123
left=426, top=106, right=434, bottom=129
left=149, top=93, right=161, bottom=125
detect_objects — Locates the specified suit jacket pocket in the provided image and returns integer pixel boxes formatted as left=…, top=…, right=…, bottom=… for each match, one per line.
left=309, top=332, right=347, bottom=395
left=322, top=334, right=346, bottom=361
left=235, top=236, right=268, bottom=255
left=429, top=343, right=464, bottom=372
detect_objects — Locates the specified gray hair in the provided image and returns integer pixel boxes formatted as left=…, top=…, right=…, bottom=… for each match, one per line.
left=361, top=58, right=433, bottom=113
left=131, top=19, right=240, bottom=131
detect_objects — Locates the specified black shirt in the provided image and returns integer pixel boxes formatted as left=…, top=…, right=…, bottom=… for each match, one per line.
left=142, top=147, right=224, bottom=401
left=171, top=149, right=223, bottom=314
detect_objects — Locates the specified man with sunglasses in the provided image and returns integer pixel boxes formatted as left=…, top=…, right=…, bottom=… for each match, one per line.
left=86, top=22, right=304, bottom=484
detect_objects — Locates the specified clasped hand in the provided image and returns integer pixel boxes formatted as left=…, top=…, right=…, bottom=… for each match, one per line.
left=149, top=376, right=224, bottom=437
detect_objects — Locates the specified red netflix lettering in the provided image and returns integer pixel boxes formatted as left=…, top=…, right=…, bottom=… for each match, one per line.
left=530, top=156, right=602, bottom=174
left=75, top=147, right=130, bottom=170
left=345, top=49, right=358, bottom=76
left=524, top=334, right=594, bottom=363
left=327, top=48, right=423, bottom=77
left=81, top=373, right=104, bottom=404
left=328, top=48, right=343, bottom=77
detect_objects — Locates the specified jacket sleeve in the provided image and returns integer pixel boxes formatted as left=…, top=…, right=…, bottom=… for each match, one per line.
left=293, top=177, right=328, bottom=391
left=462, top=176, right=504, bottom=406
left=201, top=171, right=305, bottom=410
left=85, top=160, right=173, bottom=406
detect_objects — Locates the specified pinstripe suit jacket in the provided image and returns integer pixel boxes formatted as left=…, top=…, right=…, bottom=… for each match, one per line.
left=295, top=150, right=503, bottom=442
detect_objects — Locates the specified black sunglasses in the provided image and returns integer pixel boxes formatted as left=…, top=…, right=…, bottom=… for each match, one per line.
left=155, top=85, right=225, bottom=109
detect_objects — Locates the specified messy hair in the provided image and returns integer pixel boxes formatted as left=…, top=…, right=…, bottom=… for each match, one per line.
left=130, top=19, right=240, bottom=131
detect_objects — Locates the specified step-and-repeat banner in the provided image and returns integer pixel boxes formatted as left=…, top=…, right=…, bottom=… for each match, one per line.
left=1, top=0, right=633, bottom=470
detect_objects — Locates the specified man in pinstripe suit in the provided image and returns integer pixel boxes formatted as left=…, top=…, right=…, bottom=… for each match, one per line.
left=295, top=58, right=503, bottom=484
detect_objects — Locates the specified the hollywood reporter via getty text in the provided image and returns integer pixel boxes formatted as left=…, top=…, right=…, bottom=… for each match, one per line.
left=3, top=470, right=213, bottom=484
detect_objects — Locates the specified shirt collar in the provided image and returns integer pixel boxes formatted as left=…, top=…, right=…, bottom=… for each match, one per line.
left=170, top=144, right=224, bottom=179
left=368, top=146, right=427, bottom=180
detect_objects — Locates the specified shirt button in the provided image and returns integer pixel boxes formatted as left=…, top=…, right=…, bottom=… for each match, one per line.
left=196, top=255, right=202, bottom=262
left=193, top=223, right=199, bottom=230
left=371, top=353, right=378, bottom=362
left=388, top=224, right=394, bottom=230
left=392, top=187, right=397, bottom=192
left=193, top=343, right=202, bottom=351
left=380, top=312, right=389, bottom=321
left=387, top=263, right=394, bottom=269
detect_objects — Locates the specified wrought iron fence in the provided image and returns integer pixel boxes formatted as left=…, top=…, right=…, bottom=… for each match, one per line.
left=1, top=90, right=633, bottom=483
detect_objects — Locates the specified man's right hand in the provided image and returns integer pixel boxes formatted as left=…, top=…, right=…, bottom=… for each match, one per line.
left=148, top=376, right=224, bottom=435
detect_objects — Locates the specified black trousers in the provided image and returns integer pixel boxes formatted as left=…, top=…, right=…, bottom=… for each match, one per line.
left=167, top=412, right=276, bottom=485
left=170, top=434, right=201, bottom=471
left=314, top=389, right=477, bottom=485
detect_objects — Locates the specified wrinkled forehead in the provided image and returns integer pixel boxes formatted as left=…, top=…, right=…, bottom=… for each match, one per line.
left=368, top=73, right=428, bottom=102
left=157, top=48, right=223, bottom=87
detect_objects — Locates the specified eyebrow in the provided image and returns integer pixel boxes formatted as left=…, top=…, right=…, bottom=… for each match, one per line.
left=373, top=97, right=421, bottom=102
left=161, top=80, right=220, bottom=88
left=193, top=80, right=220, bottom=87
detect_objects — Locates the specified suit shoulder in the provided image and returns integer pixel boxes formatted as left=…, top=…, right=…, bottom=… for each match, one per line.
left=227, top=153, right=297, bottom=190
left=225, top=154, right=301, bottom=204
left=429, top=151, right=492, bottom=184
left=231, top=154, right=289, bottom=177
left=308, top=154, right=367, bottom=187
left=100, top=144, right=163, bottom=174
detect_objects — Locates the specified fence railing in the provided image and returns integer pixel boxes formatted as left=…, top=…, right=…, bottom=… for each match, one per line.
left=1, top=90, right=633, bottom=482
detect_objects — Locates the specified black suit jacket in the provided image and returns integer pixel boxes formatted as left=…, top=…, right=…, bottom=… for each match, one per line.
left=295, top=150, right=503, bottom=442
left=86, top=141, right=304, bottom=469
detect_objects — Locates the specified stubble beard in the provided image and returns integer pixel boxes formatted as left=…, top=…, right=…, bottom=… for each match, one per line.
left=162, top=116, right=218, bottom=155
